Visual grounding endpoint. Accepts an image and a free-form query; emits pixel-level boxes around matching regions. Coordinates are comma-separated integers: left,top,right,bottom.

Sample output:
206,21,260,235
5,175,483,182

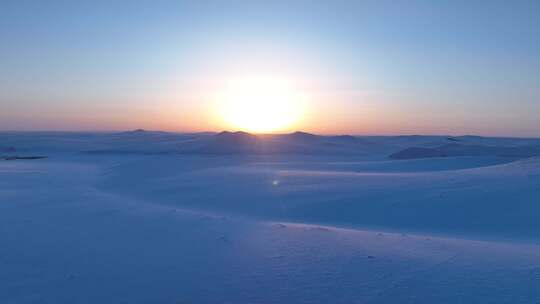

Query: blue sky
1,0,539,135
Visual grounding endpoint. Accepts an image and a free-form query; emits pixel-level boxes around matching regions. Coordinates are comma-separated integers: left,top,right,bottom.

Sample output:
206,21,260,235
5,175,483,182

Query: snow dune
100,155,540,240
1,131,540,303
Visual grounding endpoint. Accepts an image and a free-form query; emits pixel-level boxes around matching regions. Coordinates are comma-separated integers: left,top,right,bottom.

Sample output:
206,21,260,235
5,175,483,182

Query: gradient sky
1,0,539,136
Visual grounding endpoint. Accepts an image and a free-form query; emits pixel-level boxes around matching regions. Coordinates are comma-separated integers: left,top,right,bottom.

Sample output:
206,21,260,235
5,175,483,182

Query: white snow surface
2,131,540,303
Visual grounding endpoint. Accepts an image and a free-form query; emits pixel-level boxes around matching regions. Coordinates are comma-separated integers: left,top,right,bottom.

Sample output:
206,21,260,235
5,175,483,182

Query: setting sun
214,76,307,133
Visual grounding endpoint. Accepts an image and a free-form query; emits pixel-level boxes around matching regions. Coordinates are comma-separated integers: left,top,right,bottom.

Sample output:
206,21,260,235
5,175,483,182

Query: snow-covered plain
2,131,540,303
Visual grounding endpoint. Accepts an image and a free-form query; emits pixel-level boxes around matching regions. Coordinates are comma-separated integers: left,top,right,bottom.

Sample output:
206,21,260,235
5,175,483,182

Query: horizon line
0,129,539,139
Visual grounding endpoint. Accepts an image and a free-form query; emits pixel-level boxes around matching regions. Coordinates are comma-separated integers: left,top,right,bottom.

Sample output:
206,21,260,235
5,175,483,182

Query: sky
1,0,539,136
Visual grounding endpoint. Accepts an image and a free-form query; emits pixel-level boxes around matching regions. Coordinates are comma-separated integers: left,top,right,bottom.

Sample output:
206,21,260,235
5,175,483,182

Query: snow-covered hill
3,130,539,158
390,143,540,159
1,131,540,303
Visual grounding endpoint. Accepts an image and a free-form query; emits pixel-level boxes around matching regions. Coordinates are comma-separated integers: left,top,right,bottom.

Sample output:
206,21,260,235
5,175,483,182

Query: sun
214,76,306,133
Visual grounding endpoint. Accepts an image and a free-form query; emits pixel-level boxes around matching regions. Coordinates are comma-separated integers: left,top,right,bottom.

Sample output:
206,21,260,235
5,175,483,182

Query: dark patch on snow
310,226,332,232
2,155,47,160
217,236,231,243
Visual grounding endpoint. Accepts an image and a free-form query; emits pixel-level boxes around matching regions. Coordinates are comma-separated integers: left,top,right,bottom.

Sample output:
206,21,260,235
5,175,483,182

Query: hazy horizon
2,128,540,139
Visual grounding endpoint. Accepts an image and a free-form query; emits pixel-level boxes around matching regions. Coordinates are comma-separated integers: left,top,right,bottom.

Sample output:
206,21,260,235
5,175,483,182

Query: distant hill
1,130,539,158
390,143,540,159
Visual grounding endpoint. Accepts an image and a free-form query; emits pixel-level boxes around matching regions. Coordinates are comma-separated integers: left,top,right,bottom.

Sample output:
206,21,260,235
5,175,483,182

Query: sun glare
215,76,307,133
